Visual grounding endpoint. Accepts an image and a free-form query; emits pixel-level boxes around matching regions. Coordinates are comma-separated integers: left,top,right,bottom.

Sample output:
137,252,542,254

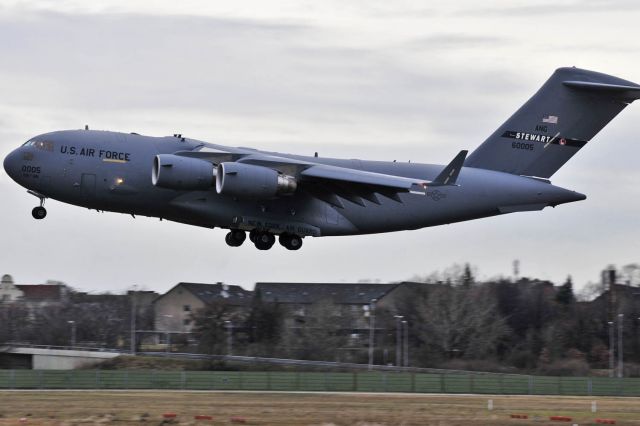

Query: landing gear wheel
225,229,246,247
32,206,47,220
279,234,303,250
254,232,275,250
249,229,259,243
231,229,246,245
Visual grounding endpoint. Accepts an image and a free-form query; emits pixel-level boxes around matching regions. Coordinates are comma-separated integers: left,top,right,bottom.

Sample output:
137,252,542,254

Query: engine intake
152,154,215,190
216,162,297,199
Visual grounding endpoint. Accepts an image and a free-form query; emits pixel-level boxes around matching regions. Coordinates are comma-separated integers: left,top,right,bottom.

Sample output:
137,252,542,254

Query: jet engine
152,154,215,190
216,162,297,199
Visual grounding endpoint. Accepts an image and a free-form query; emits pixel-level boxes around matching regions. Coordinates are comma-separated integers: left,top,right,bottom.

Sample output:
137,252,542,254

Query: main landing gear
224,229,303,251
279,233,302,251
28,190,47,220
225,229,246,247
252,231,276,251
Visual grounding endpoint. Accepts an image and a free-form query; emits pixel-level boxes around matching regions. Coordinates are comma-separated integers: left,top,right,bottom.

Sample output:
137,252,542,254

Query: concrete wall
7,348,120,370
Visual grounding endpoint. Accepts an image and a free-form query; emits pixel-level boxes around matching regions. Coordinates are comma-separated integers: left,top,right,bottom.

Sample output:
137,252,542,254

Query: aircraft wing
300,164,429,194
172,147,248,164
174,148,466,208
297,151,466,207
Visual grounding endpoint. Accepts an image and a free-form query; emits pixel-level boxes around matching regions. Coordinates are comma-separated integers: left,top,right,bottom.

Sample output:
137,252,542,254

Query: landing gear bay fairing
4,68,639,250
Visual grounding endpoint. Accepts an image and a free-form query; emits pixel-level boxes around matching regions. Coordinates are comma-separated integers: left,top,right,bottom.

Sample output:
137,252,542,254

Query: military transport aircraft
4,67,640,250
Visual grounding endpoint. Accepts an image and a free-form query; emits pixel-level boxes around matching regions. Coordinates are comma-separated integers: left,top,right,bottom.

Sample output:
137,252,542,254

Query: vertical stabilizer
465,67,640,178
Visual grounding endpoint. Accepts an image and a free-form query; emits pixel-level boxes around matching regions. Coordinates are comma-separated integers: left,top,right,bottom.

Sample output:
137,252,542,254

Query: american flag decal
542,115,558,124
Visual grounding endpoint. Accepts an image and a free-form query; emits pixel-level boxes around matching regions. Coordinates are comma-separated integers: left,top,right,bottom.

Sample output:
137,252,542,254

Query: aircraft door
80,173,96,199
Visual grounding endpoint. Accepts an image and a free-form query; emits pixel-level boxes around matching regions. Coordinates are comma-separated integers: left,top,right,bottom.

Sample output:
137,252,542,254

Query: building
373,281,439,312
154,282,252,334
590,282,640,320
0,274,70,306
0,274,22,303
254,282,399,330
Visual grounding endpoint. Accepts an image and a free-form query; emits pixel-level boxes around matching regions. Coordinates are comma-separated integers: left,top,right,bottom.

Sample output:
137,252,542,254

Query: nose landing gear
32,206,47,220
28,190,47,220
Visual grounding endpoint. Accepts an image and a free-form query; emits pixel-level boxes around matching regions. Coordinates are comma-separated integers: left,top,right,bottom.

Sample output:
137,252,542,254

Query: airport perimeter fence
0,370,639,396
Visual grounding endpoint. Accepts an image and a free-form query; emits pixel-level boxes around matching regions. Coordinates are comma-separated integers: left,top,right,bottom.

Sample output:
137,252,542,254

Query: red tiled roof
15,284,64,301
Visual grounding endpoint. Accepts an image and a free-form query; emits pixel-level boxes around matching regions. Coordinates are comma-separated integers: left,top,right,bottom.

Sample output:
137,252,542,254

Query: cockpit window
22,139,54,152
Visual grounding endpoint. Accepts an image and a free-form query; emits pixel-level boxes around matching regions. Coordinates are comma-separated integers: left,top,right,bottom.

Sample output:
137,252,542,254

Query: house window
183,305,191,312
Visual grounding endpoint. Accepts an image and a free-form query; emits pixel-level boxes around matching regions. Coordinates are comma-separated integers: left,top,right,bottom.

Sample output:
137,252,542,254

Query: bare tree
410,263,478,286
415,284,508,360
192,301,237,355
280,299,351,362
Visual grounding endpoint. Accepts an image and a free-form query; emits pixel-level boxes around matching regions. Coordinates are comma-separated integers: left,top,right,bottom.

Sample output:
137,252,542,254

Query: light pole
368,299,376,370
162,314,173,354
394,315,403,368
608,320,615,378
67,320,76,347
130,286,137,355
225,320,233,356
618,313,624,378
402,320,409,367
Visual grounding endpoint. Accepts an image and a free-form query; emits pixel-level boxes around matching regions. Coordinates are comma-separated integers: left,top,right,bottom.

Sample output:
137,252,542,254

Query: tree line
191,264,640,376
2,264,639,376
0,292,154,349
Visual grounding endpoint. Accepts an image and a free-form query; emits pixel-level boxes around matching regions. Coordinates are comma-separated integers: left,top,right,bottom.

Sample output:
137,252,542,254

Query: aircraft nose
3,149,21,182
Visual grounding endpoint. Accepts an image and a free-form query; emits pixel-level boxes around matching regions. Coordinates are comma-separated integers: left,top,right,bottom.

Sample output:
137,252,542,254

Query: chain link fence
0,370,639,396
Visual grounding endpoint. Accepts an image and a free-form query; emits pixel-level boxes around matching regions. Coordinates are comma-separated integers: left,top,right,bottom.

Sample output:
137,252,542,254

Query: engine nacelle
152,154,215,190
216,162,297,199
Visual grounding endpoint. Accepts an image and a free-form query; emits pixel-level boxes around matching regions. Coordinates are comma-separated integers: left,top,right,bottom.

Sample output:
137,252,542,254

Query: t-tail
465,67,640,178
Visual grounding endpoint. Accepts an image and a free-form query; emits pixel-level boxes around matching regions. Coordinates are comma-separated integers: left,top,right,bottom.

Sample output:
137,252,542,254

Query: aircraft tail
465,67,640,178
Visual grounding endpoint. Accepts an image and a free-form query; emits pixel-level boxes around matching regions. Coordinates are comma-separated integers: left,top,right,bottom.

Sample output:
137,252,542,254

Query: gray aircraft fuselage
3,129,584,238
6,67,637,250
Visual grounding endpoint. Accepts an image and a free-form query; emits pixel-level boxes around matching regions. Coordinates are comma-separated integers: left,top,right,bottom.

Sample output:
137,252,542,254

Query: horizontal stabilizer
432,150,468,186
563,81,640,99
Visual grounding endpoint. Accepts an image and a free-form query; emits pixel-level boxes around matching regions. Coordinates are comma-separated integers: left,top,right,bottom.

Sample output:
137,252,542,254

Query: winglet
432,150,468,186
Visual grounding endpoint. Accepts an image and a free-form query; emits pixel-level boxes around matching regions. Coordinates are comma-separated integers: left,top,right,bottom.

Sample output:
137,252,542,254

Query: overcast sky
1,0,639,294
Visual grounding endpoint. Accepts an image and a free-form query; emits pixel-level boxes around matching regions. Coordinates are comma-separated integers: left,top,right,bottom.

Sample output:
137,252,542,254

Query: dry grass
0,391,639,425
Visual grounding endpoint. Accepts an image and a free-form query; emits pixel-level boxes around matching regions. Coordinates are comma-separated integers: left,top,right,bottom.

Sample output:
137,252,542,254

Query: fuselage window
23,139,54,152
35,140,54,152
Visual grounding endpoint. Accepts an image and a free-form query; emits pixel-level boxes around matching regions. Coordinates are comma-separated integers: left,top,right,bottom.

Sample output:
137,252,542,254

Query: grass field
0,391,639,425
